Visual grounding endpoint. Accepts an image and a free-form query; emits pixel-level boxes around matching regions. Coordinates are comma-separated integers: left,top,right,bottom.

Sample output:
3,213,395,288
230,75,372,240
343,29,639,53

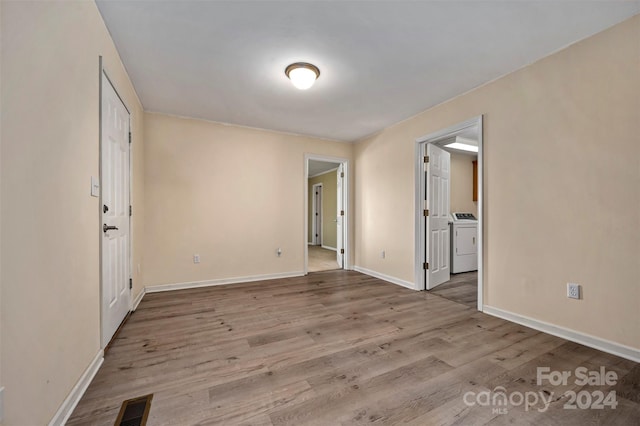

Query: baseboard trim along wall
0,386,4,423
48,350,104,426
321,245,337,251
132,287,146,311
483,305,640,363
145,271,306,294
353,266,417,290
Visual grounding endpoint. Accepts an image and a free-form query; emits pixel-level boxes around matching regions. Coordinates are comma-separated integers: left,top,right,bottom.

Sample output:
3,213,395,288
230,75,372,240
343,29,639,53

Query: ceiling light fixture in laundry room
285,62,320,90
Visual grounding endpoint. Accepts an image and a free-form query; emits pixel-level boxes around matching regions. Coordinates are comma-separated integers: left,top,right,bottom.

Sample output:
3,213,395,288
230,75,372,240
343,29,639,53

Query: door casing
304,154,350,274
311,183,323,246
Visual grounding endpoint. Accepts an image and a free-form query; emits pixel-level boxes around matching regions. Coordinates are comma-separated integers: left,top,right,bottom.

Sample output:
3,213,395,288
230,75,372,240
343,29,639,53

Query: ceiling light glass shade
285,63,320,90
444,142,479,153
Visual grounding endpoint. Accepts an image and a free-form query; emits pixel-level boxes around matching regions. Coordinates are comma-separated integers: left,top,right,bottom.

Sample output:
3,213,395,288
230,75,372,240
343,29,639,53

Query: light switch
91,176,100,197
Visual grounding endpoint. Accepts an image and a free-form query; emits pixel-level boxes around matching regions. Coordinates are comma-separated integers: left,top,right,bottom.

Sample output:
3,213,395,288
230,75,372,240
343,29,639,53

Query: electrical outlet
277,248,282,257
567,283,580,299
381,250,386,259
193,254,200,264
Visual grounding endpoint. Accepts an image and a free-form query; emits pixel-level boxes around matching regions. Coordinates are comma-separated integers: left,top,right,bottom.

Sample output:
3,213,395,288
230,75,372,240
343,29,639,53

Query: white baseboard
0,386,4,423
353,266,418,290
145,271,306,294
321,245,337,251
48,350,104,426
132,287,146,311
483,305,640,363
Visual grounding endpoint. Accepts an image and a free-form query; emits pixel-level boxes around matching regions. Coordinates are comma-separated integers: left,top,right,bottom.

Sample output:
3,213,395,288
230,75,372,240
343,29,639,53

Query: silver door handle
103,224,118,233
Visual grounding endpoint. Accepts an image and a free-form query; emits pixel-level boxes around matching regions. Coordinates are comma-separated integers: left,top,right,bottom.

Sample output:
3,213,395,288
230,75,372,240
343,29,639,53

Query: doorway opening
415,116,483,311
305,155,349,273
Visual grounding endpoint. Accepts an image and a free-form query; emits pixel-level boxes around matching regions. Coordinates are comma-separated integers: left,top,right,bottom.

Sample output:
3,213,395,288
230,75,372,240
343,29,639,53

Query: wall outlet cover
567,283,580,299
91,176,100,197
193,254,200,264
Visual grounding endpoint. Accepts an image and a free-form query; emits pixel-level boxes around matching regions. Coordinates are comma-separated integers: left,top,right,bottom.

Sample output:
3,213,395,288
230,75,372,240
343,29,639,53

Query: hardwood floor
68,270,640,425
431,271,477,308
307,245,340,272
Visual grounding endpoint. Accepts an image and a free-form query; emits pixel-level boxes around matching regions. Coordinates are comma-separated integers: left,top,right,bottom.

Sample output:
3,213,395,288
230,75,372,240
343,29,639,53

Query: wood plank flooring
431,271,477,308
68,270,640,425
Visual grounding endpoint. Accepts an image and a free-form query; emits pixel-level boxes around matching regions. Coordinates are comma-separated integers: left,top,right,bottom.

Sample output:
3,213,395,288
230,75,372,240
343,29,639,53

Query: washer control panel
451,212,477,221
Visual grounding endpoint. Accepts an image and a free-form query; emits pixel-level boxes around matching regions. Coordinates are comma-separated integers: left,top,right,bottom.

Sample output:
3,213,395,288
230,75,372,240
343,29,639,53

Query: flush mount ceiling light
285,62,320,90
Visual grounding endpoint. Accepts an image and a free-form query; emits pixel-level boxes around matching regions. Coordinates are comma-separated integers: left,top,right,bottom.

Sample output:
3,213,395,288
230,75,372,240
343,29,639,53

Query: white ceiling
96,1,640,142
308,160,340,177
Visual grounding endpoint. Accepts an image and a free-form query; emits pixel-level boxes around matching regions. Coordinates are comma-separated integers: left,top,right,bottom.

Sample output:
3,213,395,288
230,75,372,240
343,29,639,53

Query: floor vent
114,394,153,426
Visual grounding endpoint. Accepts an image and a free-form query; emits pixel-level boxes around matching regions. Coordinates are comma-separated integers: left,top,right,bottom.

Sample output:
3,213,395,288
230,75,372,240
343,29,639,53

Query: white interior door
426,144,450,289
336,164,344,267
313,184,322,245
101,72,131,348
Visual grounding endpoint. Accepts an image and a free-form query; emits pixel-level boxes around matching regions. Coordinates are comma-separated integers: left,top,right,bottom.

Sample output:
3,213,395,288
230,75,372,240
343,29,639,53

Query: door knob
103,224,118,233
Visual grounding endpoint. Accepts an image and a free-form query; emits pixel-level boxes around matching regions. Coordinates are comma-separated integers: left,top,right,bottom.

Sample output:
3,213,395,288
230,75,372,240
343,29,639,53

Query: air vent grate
114,394,153,426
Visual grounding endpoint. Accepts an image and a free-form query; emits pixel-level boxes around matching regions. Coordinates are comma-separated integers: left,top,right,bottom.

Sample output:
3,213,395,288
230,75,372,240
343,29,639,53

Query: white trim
415,116,483,311
321,245,337,251
48,350,104,426
354,266,418,291
483,306,640,363
0,386,4,423
132,287,146,311
145,271,305,294
304,154,350,275
308,167,339,178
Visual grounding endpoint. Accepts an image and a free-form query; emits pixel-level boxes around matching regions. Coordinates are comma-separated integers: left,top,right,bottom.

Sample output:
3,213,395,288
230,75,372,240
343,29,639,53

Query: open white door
426,144,450,289
101,72,131,348
336,164,344,268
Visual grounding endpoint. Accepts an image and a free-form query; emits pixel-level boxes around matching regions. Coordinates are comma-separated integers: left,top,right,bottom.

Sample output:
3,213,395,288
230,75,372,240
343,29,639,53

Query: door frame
99,58,133,348
304,154,350,274
414,116,484,311
311,183,323,246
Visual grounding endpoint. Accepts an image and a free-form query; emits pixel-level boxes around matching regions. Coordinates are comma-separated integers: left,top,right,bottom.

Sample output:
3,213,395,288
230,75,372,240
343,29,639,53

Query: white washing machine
450,212,478,273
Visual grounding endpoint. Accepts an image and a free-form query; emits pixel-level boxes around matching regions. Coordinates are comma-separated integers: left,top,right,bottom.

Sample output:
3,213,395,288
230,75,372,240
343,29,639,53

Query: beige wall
0,1,144,424
450,151,478,217
0,2,3,423
144,113,353,287
355,16,639,349
308,170,338,248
